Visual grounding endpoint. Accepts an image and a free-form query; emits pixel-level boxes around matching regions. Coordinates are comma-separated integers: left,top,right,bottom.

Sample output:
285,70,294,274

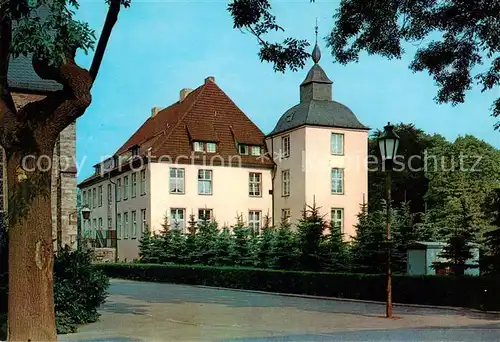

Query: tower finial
312,18,321,64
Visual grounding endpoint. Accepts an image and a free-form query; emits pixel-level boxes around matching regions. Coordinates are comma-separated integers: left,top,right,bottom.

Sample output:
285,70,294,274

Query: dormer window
239,144,249,155
251,146,261,156
193,141,217,153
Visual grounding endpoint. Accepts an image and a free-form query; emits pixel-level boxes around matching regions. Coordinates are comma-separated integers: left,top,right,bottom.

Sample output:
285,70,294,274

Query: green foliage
271,219,297,270
318,222,350,272
195,219,219,265
296,204,326,271
255,224,275,268
328,0,500,128
96,263,500,311
230,216,253,266
53,246,109,334
484,189,500,274
212,227,233,266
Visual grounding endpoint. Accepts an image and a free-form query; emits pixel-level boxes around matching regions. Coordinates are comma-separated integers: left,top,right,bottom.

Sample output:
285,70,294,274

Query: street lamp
377,122,400,319
79,205,91,249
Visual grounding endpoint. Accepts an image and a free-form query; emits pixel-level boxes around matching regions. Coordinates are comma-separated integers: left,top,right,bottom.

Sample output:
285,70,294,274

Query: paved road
61,279,500,341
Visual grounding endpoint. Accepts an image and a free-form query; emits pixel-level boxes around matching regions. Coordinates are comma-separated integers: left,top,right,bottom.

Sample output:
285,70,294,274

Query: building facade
78,43,369,260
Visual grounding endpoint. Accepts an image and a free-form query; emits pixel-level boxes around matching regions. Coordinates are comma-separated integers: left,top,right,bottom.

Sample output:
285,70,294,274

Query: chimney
179,88,193,102
205,76,215,84
151,107,163,117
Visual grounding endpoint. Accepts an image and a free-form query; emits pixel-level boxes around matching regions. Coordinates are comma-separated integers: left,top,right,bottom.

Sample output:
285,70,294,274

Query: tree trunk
7,148,56,341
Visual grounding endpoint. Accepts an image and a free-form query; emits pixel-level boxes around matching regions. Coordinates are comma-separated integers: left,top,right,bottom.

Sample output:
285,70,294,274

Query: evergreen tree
230,215,253,266
195,219,218,265
271,218,297,270
318,221,349,272
484,189,500,274
255,218,275,268
158,214,171,263
138,227,154,263
296,203,326,271
183,214,198,264
165,229,186,265
433,197,478,276
213,227,233,266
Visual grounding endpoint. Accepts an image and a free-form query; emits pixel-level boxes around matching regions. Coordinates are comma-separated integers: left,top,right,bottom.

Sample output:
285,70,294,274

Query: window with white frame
251,146,261,156
331,208,344,233
281,209,291,223
281,170,290,196
92,188,96,208
92,218,97,238
198,169,212,195
131,211,137,238
98,217,103,231
131,172,137,197
331,133,344,155
108,217,112,230
107,184,112,204
198,208,212,222
87,190,91,208
124,212,129,238
140,170,146,195
170,168,185,194
117,178,122,201
248,210,261,232
170,208,185,231
193,141,204,152
141,209,147,233
206,142,217,153
239,144,249,155
98,185,103,207
281,135,290,158
123,175,129,200
82,190,87,206
331,168,344,194
117,213,122,239
249,172,262,197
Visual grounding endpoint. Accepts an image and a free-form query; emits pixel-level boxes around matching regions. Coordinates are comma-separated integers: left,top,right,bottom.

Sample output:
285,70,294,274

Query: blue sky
75,0,499,181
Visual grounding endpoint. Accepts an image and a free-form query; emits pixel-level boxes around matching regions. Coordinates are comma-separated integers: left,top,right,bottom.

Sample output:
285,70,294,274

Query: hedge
96,263,500,311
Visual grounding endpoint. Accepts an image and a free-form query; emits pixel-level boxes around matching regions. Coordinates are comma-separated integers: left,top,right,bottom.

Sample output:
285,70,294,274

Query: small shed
407,241,480,276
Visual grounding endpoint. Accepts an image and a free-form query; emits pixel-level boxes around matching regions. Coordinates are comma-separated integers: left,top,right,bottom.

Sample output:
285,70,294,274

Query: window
107,184,112,204
98,186,103,207
206,142,217,153
239,144,249,155
98,217,103,230
170,168,185,194
131,172,137,197
251,146,261,156
193,141,204,152
124,212,129,238
249,172,262,197
92,188,96,208
281,135,290,158
123,176,129,200
131,211,137,238
331,208,344,233
140,170,146,195
92,219,97,237
282,170,290,196
331,133,344,155
248,210,261,232
281,209,291,223
117,213,122,239
198,209,212,222
108,217,112,230
82,190,87,206
117,178,121,201
198,169,212,195
331,168,344,194
141,209,147,233
170,208,185,231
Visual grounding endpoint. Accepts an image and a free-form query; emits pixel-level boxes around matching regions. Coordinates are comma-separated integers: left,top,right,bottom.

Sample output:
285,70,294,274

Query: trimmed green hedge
96,263,500,311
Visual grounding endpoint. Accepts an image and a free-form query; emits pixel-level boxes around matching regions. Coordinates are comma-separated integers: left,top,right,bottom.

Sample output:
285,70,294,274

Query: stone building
78,42,369,261
1,56,78,249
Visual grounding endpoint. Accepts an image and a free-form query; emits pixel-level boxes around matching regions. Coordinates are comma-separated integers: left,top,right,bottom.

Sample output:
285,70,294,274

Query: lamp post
377,122,400,319
79,205,91,250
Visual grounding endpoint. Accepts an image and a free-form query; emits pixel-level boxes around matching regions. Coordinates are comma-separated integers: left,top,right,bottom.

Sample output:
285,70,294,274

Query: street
61,279,500,341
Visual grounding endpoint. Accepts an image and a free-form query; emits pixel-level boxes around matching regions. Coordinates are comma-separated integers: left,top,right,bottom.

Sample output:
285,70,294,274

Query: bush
53,246,109,334
96,263,500,311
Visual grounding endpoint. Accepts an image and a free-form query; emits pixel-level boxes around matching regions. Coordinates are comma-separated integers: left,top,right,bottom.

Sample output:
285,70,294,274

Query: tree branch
0,16,17,147
89,0,121,81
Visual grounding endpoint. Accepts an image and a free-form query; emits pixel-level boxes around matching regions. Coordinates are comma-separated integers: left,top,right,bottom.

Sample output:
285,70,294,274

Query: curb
193,285,500,316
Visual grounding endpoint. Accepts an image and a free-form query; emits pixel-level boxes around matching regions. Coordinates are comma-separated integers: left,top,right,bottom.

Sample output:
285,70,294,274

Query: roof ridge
150,83,207,155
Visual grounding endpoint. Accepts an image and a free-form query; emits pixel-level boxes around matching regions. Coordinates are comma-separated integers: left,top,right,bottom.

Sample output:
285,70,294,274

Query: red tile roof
115,78,274,168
